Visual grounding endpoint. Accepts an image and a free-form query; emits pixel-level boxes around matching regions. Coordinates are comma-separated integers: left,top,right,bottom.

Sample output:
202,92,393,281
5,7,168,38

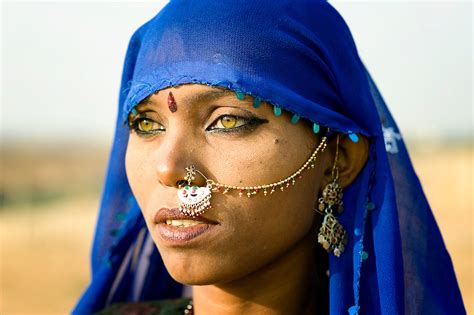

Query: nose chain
177,135,328,217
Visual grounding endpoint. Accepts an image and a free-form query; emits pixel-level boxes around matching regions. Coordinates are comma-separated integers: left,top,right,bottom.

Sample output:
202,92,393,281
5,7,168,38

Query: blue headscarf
73,1,465,314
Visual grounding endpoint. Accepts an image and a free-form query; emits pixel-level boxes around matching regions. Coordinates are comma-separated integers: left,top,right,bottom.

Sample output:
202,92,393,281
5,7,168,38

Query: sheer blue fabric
73,1,465,314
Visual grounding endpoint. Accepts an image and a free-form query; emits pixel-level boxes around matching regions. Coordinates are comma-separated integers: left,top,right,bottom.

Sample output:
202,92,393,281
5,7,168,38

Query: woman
73,1,465,314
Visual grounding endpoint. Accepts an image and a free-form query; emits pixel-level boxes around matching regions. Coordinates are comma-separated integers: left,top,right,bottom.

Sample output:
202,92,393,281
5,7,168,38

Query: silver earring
316,135,348,257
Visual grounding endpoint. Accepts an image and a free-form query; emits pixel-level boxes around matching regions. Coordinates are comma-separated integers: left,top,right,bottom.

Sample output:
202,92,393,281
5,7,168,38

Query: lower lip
156,222,216,246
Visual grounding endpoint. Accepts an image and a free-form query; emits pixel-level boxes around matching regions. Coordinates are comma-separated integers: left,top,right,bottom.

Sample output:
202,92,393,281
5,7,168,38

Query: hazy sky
2,1,472,144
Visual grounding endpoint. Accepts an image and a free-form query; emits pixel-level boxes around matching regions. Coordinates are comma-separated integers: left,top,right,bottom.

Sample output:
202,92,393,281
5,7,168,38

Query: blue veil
73,1,465,314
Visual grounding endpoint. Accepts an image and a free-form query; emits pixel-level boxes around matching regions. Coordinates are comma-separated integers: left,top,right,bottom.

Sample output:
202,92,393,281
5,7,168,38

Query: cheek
125,139,154,209
230,173,318,264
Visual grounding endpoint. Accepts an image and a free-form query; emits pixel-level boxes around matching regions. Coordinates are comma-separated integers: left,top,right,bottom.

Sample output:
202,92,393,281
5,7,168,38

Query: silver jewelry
178,165,213,218
177,136,328,217
316,134,348,257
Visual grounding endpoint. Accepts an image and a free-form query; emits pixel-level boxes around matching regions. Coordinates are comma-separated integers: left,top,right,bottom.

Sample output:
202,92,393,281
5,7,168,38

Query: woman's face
125,84,328,285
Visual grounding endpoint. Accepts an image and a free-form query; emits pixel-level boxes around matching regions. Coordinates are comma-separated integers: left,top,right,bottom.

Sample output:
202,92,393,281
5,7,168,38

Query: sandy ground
0,145,472,314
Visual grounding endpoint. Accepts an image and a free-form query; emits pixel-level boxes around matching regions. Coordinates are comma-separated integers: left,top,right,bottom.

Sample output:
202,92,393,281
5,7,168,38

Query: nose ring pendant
178,165,213,217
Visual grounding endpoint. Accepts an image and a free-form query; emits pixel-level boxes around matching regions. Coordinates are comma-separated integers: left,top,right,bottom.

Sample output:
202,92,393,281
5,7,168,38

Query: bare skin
125,84,369,314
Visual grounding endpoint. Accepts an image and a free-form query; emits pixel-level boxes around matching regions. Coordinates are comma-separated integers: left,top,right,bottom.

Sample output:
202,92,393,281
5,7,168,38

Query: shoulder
95,298,191,315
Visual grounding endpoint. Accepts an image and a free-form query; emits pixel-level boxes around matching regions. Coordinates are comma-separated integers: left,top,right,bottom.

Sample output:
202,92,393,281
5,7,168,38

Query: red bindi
168,91,177,113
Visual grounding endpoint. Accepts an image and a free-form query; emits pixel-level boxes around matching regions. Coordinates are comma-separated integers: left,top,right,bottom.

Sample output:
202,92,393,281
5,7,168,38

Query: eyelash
128,114,265,137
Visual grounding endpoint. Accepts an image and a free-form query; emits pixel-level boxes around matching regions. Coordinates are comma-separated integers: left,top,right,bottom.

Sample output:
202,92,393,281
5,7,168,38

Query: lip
154,207,219,246
154,207,219,225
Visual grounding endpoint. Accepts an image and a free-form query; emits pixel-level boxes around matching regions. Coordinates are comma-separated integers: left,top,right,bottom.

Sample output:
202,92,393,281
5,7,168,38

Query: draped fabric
73,1,465,314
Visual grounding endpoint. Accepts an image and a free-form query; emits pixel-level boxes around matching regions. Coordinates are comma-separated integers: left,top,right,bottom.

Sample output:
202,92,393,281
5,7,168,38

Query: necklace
183,299,193,314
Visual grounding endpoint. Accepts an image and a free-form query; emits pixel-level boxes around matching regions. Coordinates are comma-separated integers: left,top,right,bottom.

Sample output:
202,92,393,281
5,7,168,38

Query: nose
155,134,207,189
157,164,208,189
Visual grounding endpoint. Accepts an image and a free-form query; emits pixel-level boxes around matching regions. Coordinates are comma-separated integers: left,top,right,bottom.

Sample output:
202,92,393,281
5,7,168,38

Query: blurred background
1,1,472,314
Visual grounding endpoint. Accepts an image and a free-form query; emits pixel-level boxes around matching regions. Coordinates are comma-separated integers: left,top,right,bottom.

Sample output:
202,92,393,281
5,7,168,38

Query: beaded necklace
183,299,193,314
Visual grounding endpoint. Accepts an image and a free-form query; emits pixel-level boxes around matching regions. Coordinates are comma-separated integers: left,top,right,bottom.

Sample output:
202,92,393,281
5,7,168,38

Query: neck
191,232,327,314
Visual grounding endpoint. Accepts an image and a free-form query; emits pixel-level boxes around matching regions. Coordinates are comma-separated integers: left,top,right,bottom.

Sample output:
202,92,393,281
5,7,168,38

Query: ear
320,133,369,189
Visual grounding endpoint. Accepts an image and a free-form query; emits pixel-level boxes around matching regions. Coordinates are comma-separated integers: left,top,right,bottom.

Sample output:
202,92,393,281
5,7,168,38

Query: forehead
135,84,238,111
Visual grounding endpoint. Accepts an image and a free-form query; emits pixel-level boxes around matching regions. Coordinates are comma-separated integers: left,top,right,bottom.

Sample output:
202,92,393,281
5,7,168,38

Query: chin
160,250,243,286
169,273,217,286
164,261,223,286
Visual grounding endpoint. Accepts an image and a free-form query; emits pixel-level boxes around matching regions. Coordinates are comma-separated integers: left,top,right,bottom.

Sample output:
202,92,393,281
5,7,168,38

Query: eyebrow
135,88,237,109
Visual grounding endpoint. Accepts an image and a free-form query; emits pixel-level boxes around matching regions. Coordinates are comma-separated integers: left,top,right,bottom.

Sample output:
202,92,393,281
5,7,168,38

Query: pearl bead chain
184,299,193,314
204,136,327,198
